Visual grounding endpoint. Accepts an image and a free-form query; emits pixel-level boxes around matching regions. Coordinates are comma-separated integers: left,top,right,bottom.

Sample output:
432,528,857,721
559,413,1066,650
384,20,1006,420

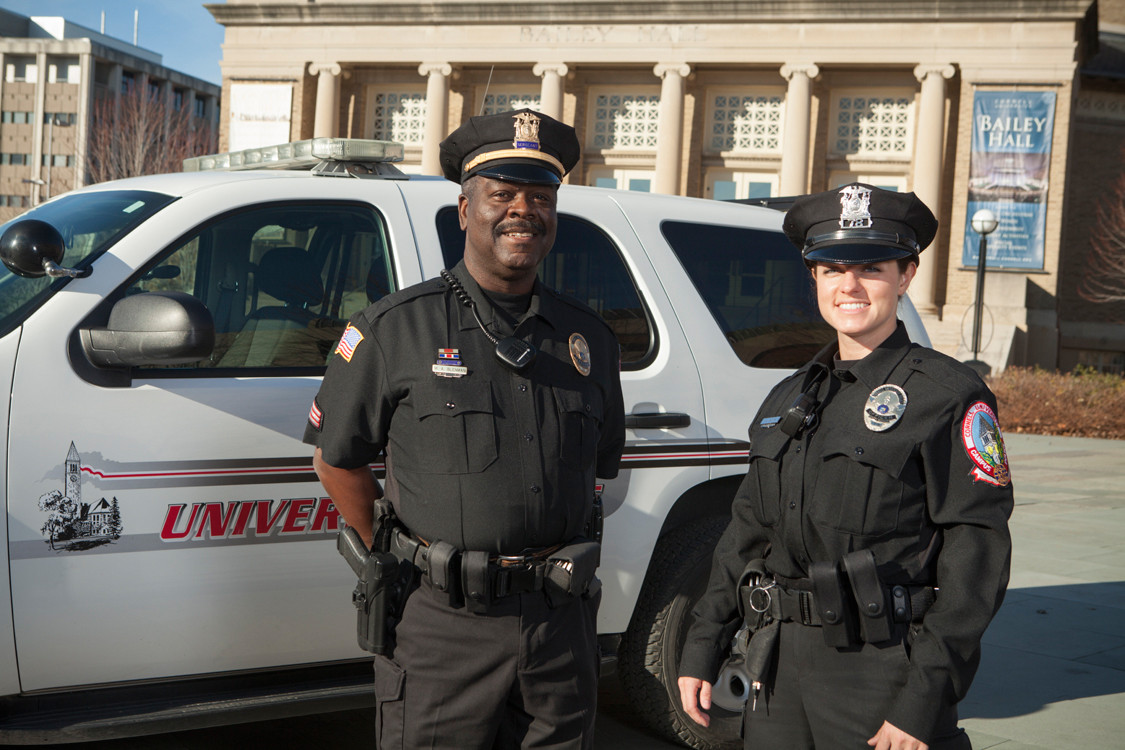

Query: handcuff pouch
842,549,892,644
811,560,857,648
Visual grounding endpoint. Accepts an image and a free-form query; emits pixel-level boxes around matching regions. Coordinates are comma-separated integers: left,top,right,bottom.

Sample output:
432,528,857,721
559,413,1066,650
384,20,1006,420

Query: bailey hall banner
963,91,1056,270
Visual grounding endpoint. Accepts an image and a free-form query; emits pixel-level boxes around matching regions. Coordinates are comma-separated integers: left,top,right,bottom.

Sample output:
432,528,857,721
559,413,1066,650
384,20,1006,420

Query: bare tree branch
86,87,217,184
1078,157,1125,308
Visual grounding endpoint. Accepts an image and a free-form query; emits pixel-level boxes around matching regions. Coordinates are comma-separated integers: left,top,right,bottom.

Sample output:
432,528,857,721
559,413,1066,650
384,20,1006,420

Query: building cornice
206,1,1095,27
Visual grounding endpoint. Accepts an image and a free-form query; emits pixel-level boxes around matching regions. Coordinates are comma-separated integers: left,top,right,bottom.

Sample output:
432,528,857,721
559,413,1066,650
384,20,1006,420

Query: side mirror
80,291,215,368
0,219,87,278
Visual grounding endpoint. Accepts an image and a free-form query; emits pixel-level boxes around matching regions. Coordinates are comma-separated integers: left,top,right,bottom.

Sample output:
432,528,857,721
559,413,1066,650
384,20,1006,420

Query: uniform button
854,447,864,456
789,502,796,509
912,358,922,365
867,602,880,614
795,446,801,454
530,485,541,494
518,384,528,392
585,404,591,413
524,432,534,442
446,401,456,409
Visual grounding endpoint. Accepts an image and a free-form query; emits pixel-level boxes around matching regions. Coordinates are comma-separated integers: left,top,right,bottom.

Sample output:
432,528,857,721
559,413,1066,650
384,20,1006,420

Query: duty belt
749,582,937,627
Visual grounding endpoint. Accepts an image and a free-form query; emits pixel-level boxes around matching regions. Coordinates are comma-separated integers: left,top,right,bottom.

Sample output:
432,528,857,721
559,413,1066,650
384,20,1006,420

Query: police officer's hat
783,183,938,264
439,108,579,186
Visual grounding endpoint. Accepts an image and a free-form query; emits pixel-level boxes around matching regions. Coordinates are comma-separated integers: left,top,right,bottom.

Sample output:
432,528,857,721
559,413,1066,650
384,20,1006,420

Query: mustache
494,220,543,236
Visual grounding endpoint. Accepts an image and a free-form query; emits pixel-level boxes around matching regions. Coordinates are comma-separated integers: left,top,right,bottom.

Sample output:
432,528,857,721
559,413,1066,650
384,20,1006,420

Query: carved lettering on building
518,25,705,45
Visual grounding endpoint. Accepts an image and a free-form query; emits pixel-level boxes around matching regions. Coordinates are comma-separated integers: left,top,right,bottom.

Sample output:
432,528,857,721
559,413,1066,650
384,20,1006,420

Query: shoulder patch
334,323,364,362
961,401,1010,487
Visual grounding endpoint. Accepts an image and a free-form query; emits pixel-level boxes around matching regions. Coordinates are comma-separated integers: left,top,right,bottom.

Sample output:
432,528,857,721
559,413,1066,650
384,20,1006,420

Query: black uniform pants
373,577,600,750
744,621,970,750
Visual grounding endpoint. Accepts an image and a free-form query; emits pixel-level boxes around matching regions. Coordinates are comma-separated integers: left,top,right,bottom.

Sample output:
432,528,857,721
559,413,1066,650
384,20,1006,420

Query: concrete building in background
0,10,220,221
202,1,1122,374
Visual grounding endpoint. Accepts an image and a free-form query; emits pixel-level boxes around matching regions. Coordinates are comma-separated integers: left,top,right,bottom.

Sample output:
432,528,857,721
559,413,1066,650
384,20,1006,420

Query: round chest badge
864,384,908,432
961,401,1011,487
569,333,591,376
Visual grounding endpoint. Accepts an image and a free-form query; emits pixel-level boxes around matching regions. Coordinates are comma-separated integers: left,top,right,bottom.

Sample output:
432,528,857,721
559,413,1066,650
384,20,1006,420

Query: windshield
0,190,176,339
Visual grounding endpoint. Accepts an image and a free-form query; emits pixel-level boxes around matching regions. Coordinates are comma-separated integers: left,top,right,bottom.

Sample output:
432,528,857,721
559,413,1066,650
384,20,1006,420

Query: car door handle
625,412,691,429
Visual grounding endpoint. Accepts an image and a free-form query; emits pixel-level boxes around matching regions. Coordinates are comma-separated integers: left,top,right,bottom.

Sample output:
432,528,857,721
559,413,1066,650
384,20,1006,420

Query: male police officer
305,109,625,749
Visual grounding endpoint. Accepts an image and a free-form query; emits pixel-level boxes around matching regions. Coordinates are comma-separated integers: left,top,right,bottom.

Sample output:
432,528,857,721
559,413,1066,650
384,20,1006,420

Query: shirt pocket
810,432,915,538
553,384,604,471
411,379,498,474
745,424,789,527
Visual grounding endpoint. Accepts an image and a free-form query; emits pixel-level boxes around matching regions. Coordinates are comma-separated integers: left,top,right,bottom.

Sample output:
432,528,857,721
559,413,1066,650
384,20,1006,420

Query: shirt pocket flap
748,424,789,462
553,384,604,422
414,379,494,419
819,431,913,479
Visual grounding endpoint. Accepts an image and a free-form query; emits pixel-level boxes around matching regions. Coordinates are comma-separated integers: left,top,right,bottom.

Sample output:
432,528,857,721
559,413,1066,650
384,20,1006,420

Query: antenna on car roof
479,66,494,116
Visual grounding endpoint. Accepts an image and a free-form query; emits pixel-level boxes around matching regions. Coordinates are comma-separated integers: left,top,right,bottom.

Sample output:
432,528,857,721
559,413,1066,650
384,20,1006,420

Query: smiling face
813,259,916,359
458,175,558,294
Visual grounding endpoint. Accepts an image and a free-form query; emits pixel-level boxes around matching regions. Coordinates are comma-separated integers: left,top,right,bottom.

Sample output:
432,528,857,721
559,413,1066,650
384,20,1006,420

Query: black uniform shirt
304,260,626,554
680,323,1014,743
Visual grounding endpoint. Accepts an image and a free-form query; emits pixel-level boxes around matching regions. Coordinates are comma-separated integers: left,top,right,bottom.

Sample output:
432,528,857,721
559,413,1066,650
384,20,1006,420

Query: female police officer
677,184,1013,750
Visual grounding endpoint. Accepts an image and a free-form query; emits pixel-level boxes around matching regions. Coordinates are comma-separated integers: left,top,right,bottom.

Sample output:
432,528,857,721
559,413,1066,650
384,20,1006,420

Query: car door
6,176,422,690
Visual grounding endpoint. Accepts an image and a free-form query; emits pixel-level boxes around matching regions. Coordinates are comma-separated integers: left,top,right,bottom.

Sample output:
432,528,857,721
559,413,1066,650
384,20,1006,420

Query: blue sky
0,1,225,84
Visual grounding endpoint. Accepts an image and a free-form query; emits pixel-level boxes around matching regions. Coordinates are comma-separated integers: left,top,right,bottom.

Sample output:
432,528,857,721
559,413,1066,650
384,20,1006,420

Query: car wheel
619,515,742,750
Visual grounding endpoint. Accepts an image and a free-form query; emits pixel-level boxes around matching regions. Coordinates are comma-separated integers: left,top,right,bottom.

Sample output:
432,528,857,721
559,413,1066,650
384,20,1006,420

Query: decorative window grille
371,91,428,145
481,91,541,116
590,93,660,150
709,91,784,153
832,92,914,157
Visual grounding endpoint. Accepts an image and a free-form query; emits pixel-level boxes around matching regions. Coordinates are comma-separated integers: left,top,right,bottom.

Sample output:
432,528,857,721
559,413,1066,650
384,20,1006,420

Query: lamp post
21,177,45,207
969,208,999,364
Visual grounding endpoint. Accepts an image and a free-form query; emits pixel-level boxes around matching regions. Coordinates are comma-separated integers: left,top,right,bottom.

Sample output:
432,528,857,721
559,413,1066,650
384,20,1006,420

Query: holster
544,539,601,606
810,560,857,648
337,524,402,655
842,549,892,644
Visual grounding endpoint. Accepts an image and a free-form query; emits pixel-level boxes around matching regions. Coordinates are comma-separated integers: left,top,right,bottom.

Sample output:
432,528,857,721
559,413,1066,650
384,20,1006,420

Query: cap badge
863,384,907,432
513,111,542,151
569,333,591,376
839,184,873,230
432,348,468,378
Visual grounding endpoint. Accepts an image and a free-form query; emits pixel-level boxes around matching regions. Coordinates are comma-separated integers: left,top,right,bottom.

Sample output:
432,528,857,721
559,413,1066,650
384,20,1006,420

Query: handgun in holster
336,498,402,655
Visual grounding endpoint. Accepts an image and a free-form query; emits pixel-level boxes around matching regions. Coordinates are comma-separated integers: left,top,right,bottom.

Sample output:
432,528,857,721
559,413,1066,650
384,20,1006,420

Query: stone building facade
0,11,221,222
207,0,1125,373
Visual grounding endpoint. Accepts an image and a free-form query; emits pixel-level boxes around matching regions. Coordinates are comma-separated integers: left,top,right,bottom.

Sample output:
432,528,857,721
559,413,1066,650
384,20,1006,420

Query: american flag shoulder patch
308,399,323,430
335,324,364,362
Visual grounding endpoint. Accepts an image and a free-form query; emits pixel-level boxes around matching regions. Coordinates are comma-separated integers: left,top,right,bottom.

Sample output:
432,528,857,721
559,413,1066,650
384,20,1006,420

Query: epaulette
359,277,448,325
546,286,617,337
903,345,988,394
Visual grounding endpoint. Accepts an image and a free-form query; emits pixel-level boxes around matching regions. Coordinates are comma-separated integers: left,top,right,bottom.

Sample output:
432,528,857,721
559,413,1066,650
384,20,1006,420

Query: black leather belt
748,581,936,626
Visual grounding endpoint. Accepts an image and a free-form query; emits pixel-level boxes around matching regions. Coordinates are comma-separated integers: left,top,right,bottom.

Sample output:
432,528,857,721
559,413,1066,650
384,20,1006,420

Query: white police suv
0,139,928,748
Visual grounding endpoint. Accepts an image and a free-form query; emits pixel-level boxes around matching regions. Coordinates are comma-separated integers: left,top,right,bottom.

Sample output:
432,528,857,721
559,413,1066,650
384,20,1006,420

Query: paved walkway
959,433,1125,749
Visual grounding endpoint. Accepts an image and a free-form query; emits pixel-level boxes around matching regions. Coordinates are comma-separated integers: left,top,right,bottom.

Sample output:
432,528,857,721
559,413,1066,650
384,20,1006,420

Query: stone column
910,64,956,314
533,63,568,121
653,63,690,195
778,63,819,197
419,62,452,176
308,62,342,138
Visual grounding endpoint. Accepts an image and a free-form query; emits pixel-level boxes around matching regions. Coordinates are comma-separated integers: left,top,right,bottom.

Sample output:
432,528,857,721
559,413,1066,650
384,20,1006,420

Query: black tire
619,516,742,749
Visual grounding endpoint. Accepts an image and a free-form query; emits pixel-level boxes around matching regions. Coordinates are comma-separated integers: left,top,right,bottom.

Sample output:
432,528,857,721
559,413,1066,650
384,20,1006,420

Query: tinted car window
661,220,832,368
0,190,175,339
437,207,653,366
128,202,395,371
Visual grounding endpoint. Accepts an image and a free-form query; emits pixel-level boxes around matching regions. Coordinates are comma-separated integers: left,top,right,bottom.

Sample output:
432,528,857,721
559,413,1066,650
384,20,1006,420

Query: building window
44,112,77,126
706,90,785,154
586,167,655,192
480,89,541,116
195,98,206,118
830,90,915,158
0,153,30,165
173,90,184,111
588,90,660,151
704,170,779,200
5,58,37,83
369,90,428,146
2,111,33,124
148,80,161,101
42,154,75,167
121,71,136,94
0,195,30,208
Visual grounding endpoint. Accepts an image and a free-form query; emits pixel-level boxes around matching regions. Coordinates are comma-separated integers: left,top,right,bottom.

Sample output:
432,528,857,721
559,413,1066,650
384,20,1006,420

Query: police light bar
183,138,405,172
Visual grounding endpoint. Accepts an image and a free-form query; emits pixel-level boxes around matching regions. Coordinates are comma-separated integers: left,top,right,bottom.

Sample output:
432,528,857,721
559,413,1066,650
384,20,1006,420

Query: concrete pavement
958,433,1125,749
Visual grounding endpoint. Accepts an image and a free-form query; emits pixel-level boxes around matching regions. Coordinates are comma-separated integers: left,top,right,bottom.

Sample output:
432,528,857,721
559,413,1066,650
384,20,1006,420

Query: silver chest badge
864,384,907,432
839,184,873,229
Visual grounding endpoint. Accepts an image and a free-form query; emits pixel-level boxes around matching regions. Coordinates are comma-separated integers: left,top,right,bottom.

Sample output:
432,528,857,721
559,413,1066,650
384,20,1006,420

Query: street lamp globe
971,208,999,236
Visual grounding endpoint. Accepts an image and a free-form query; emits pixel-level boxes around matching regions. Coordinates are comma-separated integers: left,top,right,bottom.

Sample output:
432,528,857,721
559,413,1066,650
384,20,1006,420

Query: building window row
0,195,30,207
42,154,75,167
3,57,80,84
0,153,30,165
1,111,33,124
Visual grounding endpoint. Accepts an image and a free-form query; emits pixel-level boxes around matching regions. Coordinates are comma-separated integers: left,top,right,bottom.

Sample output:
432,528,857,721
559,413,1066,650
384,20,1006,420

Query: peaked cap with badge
439,108,580,186
783,183,938,264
